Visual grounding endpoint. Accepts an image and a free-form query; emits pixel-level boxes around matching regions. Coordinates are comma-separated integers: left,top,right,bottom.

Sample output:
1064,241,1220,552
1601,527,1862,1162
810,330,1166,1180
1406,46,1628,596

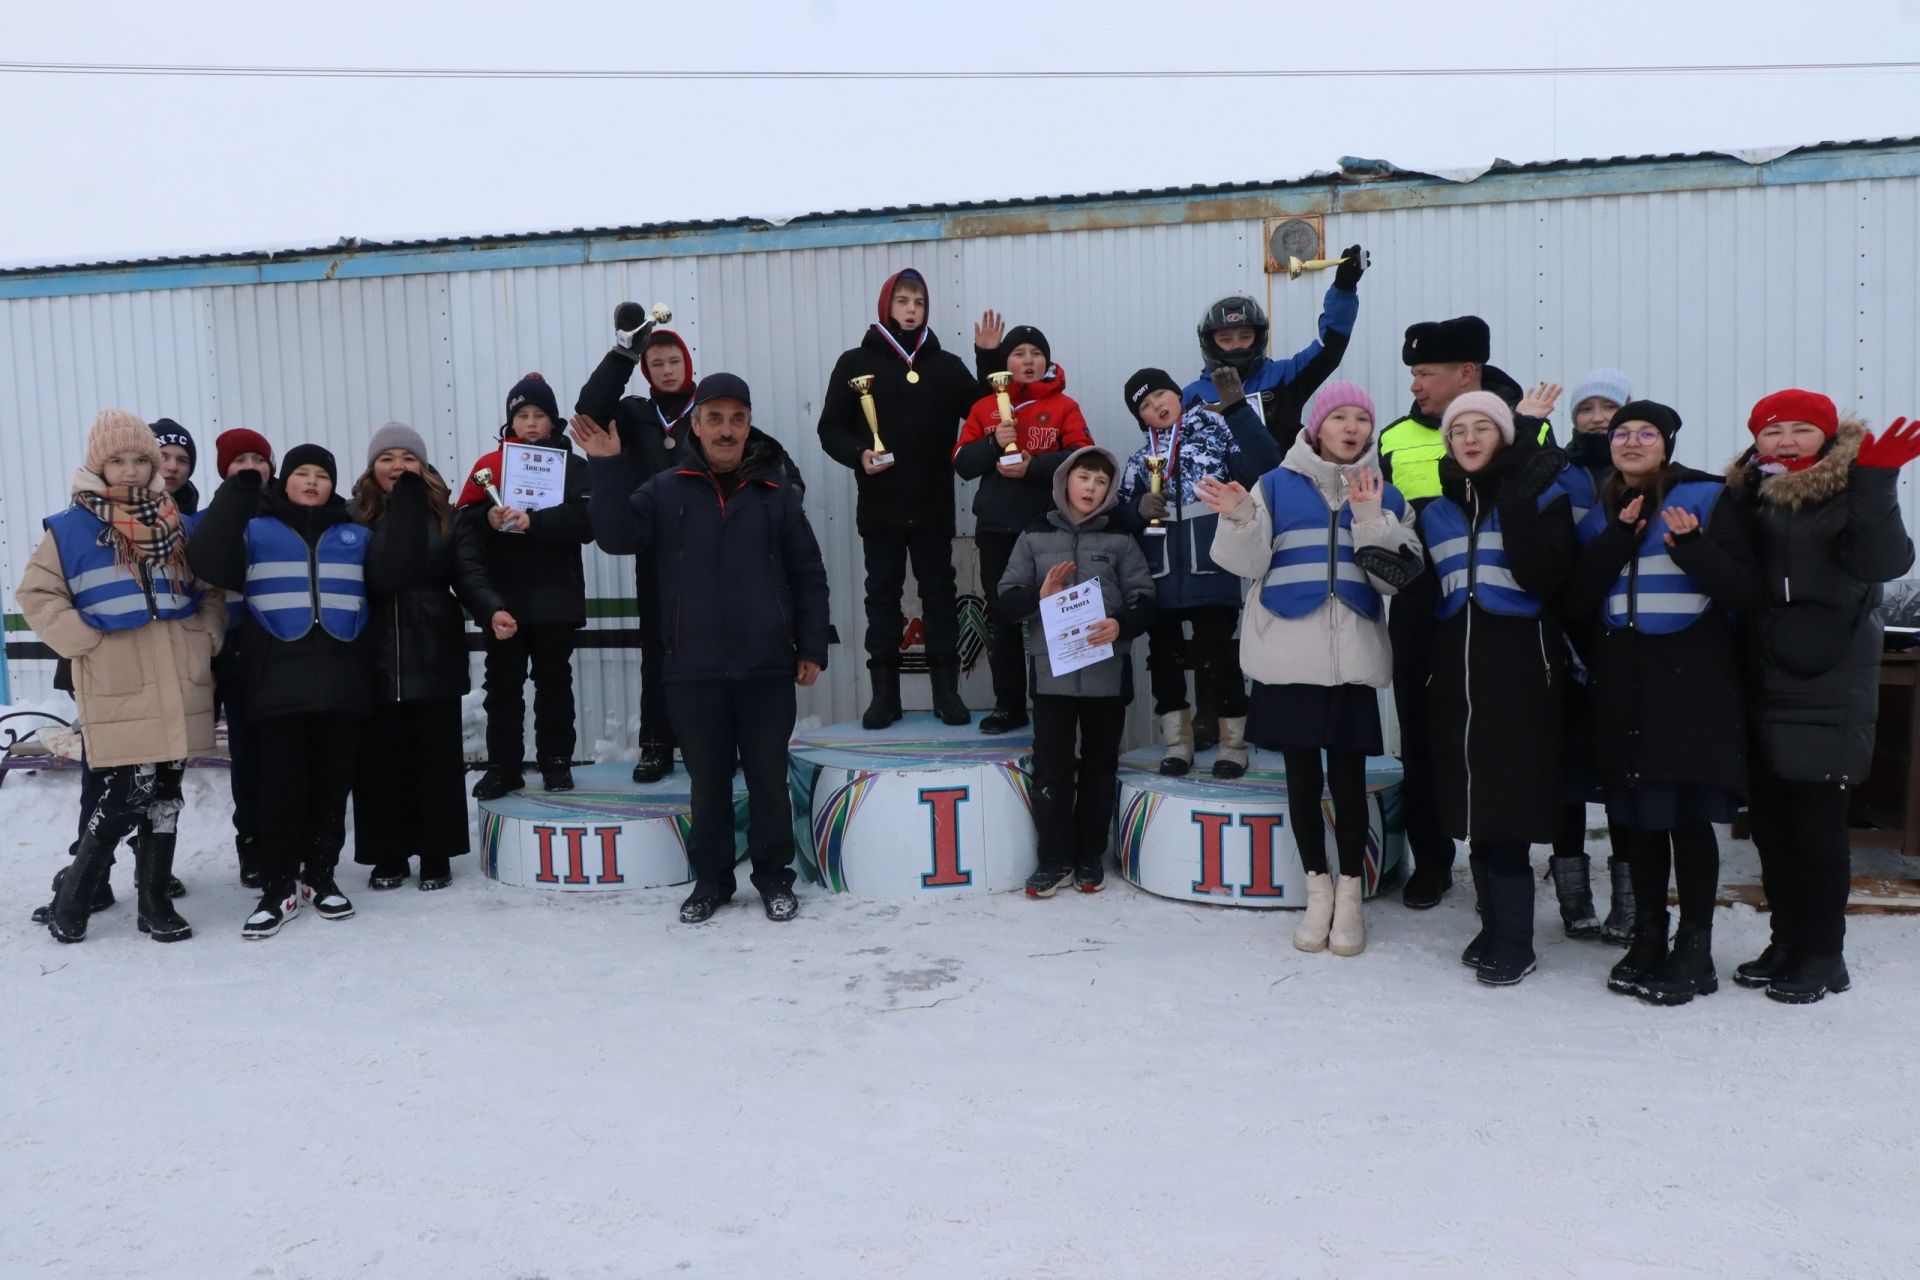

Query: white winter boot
1159,709,1194,776
1213,716,1249,779
1330,874,1367,956
1293,872,1334,952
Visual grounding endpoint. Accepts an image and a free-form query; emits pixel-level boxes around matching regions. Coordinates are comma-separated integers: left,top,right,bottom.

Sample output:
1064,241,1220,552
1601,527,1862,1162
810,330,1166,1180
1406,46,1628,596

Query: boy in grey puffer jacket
997,446,1156,896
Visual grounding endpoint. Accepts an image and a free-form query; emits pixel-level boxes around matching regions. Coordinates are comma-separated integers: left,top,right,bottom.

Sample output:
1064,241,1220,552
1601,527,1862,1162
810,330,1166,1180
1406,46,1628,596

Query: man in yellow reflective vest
1378,315,1560,909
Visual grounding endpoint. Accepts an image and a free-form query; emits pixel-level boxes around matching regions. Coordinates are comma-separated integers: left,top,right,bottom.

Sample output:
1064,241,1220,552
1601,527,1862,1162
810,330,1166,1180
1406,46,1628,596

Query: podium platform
477,761,746,891
788,714,1035,897
1116,748,1406,909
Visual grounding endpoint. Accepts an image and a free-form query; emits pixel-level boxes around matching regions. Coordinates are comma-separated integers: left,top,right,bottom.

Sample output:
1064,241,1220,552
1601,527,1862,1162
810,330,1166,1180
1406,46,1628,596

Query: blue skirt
1247,682,1383,755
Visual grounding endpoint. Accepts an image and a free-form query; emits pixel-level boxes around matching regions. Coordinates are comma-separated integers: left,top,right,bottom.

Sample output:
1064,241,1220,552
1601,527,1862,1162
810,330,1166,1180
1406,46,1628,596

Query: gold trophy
472,466,523,535
988,372,1022,471
1286,253,1349,281
1143,456,1168,536
848,374,893,468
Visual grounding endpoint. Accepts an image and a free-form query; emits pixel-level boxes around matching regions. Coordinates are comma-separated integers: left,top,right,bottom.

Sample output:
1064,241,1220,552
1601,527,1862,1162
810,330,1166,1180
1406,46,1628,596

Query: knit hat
1122,368,1182,421
1402,315,1490,366
1306,381,1377,443
505,372,561,432
84,409,163,483
690,372,752,411
367,421,430,470
1609,399,1683,452
1441,390,1515,446
1570,367,1633,413
215,427,275,478
1001,324,1051,364
1748,388,1838,438
281,443,339,487
149,419,196,476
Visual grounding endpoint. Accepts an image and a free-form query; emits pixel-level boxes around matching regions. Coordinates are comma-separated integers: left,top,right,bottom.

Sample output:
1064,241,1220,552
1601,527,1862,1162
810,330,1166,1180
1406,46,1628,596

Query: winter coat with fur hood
1726,419,1914,783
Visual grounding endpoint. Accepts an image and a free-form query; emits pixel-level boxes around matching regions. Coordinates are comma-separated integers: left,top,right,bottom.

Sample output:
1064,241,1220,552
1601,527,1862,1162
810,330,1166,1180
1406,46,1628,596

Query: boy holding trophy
818,269,981,730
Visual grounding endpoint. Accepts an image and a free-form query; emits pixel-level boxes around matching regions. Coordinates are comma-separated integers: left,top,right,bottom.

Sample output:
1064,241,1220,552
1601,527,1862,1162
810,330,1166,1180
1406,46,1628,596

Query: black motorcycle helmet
1197,296,1269,374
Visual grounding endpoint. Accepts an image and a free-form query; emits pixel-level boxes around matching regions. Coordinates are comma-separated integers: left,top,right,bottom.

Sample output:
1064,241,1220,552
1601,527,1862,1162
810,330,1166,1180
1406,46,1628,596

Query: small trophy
1143,456,1168,536
848,374,893,468
988,372,1022,471
1286,254,1348,281
615,302,676,351
472,467,523,534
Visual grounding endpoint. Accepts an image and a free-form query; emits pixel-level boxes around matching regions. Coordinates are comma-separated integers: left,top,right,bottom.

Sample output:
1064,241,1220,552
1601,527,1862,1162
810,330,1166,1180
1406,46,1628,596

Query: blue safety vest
243,516,369,642
44,505,201,632
1576,479,1722,635
1422,482,1566,620
1257,467,1408,621
1559,462,1599,527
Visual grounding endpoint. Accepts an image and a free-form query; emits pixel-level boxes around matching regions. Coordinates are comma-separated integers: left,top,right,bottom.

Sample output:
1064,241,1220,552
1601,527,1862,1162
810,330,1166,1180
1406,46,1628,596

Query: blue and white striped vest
243,516,369,643
1423,482,1566,620
1559,462,1599,526
1576,479,1722,635
44,505,201,632
1258,467,1408,621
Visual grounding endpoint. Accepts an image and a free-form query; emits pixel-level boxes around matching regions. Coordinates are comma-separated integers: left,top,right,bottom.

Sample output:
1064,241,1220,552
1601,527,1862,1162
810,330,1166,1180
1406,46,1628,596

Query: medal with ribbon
873,324,929,384
656,398,694,448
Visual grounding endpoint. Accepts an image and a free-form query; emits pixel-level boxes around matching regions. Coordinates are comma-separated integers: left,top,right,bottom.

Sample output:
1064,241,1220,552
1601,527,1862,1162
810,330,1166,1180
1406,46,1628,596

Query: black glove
223,468,263,492
1211,366,1246,411
1333,244,1368,292
613,301,651,360
1354,544,1423,590
1507,445,1568,504
1138,491,1170,521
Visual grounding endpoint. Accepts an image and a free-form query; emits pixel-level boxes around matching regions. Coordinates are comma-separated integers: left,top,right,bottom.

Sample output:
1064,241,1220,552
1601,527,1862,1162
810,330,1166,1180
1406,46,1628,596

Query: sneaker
679,889,728,924
471,767,525,801
760,886,799,922
417,854,453,892
302,873,355,921
539,760,575,792
1025,866,1074,898
242,886,301,939
1075,863,1106,893
632,745,674,784
979,708,1029,736
368,859,409,891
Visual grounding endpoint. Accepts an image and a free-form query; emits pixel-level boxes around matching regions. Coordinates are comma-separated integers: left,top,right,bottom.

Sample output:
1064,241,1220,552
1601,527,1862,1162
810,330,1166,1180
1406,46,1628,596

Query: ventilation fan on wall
1263,215,1346,278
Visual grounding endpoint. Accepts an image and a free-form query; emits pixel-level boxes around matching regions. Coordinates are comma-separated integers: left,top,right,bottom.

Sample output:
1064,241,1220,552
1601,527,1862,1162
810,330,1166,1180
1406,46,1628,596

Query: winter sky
3,0,1918,268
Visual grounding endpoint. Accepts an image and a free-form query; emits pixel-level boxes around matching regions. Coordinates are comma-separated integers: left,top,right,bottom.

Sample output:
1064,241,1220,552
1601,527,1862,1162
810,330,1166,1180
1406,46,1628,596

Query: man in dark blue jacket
577,373,831,924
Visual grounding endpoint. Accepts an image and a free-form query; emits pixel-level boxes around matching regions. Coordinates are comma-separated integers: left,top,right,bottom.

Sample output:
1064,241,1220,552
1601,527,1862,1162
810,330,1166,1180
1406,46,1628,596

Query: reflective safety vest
1378,414,1555,502
1576,479,1722,635
1257,466,1408,621
243,516,369,643
44,505,201,632
1559,462,1599,526
1422,482,1566,620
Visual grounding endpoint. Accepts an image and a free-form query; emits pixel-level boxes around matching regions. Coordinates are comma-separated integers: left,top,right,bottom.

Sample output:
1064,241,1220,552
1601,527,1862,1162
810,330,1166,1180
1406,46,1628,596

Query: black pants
1030,694,1127,871
1620,820,1719,929
483,623,578,765
1282,747,1369,877
976,532,1028,713
666,676,797,897
353,699,470,865
219,669,260,841
1473,840,1532,877
73,743,106,848
863,530,958,666
1389,605,1452,874
636,559,675,754
84,761,186,847
1747,774,1852,956
1146,606,1248,718
255,712,360,894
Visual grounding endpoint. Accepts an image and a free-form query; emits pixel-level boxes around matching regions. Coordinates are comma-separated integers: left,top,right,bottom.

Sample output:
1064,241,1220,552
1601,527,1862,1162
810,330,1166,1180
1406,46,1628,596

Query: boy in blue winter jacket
1115,367,1280,780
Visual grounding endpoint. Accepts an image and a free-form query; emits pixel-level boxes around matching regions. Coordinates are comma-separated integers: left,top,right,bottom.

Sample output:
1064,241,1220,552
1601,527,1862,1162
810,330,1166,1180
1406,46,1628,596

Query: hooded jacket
1210,433,1422,690
456,432,593,628
817,270,980,536
1725,419,1915,783
952,364,1097,536
994,447,1156,699
1180,278,1360,448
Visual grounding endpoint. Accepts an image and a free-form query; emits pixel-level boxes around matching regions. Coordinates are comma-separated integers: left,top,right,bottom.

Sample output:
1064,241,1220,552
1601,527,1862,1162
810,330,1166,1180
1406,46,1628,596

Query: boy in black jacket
460,373,594,799
817,268,978,730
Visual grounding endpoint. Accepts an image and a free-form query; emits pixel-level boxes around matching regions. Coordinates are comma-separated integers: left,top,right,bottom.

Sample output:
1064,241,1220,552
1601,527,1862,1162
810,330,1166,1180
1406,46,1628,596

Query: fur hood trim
1726,417,1865,510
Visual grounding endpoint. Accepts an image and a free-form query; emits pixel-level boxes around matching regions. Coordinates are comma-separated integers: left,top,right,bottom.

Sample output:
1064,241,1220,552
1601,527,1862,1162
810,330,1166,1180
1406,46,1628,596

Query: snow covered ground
3,762,1918,1280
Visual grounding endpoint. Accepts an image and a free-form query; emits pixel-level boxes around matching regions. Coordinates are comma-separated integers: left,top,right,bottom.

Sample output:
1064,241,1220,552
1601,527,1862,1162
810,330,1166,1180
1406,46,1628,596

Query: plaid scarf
75,484,191,582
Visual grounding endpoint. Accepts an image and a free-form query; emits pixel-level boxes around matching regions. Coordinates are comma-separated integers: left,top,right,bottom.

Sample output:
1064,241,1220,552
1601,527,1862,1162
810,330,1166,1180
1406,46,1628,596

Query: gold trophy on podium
848,375,894,468
1143,456,1168,536
988,372,1022,471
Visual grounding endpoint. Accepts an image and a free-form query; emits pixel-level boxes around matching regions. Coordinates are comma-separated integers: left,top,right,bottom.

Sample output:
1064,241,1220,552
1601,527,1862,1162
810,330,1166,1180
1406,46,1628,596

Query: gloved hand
1139,491,1170,521
613,301,652,358
1212,366,1246,411
1333,244,1369,291
1354,544,1423,590
1856,417,1920,470
1507,445,1569,503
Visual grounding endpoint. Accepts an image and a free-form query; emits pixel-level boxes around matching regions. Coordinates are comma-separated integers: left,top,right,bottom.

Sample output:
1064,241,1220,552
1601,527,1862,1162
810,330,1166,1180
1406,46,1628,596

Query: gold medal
905,370,919,384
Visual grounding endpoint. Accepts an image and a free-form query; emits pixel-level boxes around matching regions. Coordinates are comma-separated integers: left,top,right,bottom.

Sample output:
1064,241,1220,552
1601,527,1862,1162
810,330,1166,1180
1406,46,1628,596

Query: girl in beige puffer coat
1201,383,1422,957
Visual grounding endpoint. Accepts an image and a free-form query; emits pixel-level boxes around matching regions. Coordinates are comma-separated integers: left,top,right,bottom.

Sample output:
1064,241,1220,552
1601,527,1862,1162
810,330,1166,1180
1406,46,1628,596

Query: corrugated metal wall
6,173,1919,753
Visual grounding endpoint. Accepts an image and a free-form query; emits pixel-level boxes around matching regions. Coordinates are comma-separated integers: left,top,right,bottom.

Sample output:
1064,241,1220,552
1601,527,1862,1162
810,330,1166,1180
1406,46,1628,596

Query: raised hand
1333,243,1369,291
613,301,651,354
1211,366,1246,410
973,309,1005,350
1040,560,1077,599
1856,416,1920,470
1660,505,1700,547
1619,494,1645,531
1517,381,1564,419
570,412,622,458
1349,466,1383,507
1194,475,1249,516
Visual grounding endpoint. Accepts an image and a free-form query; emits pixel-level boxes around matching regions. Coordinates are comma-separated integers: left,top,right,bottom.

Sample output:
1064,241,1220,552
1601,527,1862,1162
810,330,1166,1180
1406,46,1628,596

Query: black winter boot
631,743,673,784
1402,850,1456,910
1600,856,1636,945
1476,868,1537,986
31,860,115,924
1635,921,1717,1005
1765,953,1851,1004
978,707,1028,735
862,665,904,730
1459,853,1493,969
46,832,120,943
472,766,524,801
539,759,574,792
1548,854,1600,939
1734,942,1794,989
929,662,971,727
1608,910,1669,995
135,833,193,942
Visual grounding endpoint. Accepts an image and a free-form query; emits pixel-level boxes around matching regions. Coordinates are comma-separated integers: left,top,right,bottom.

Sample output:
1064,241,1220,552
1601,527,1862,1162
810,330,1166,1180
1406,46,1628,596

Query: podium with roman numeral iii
1115,749,1407,907
789,715,1035,896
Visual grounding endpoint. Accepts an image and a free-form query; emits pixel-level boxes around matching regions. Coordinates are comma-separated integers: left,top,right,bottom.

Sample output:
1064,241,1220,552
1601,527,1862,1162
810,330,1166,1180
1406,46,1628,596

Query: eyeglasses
1609,427,1664,446
1445,423,1499,443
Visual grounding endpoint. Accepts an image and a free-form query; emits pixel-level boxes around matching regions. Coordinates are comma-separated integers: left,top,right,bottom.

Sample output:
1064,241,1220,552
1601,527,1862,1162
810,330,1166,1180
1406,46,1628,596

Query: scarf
75,483,191,581
1754,453,1823,475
